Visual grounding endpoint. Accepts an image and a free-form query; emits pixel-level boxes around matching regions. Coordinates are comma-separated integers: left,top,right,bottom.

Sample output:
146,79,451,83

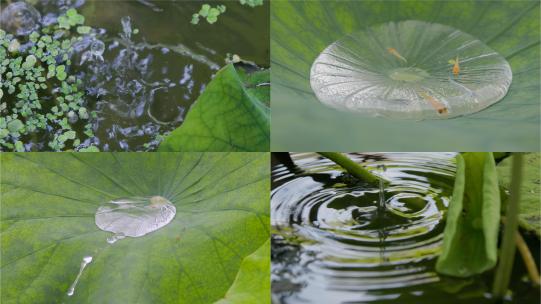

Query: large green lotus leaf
271,0,540,151
497,153,540,236
214,239,270,304
436,153,501,277
0,152,270,303
159,64,270,152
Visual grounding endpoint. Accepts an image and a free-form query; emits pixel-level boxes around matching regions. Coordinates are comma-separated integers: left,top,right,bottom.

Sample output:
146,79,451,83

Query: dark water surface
2,0,269,151
271,153,539,304
81,0,269,151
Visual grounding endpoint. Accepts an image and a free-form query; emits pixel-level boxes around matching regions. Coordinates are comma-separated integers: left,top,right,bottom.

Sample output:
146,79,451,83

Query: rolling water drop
310,20,512,119
67,256,93,297
95,195,176,244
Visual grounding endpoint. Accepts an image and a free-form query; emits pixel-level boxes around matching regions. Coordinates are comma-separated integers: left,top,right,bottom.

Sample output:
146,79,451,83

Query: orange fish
452,56,460,76
419,91,448,115
387,47,407,63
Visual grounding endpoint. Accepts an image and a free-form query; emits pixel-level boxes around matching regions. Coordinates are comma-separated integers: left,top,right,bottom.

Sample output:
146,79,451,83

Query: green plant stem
492,153,524,298
515,231,541,286
317,152,384,185
501,216,540,286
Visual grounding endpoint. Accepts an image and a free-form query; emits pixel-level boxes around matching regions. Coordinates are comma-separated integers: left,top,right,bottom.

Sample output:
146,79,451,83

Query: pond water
1,0,269,151
271,153,539,304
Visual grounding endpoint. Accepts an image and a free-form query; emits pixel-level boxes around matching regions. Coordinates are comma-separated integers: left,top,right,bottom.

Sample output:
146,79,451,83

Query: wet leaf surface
0,152,269,303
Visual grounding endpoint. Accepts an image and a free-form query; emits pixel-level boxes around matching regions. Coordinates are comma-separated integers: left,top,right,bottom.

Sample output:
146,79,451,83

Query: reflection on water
272,153,536,304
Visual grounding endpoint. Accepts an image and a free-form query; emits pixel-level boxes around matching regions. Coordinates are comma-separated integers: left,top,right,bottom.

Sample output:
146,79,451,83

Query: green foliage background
497,153,541,236
271,0,540,151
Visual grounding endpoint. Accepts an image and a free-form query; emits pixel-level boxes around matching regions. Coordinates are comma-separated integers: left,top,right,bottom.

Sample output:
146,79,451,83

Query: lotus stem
492,153,524,298
515,231,541,286
317,152,386,185
500,216,540,286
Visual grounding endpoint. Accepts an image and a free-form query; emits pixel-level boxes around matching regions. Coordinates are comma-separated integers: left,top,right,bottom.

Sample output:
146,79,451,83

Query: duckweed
0,9,97,151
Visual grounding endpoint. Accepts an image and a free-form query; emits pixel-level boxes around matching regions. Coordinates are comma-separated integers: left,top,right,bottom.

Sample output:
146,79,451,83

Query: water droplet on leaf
95,196,176,243
67,256,93,296
310,20,512,119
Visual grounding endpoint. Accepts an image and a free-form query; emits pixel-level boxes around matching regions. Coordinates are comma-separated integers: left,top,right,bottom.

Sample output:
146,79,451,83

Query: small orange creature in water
450,56,460,76
419,91,448,115
387,47,407,63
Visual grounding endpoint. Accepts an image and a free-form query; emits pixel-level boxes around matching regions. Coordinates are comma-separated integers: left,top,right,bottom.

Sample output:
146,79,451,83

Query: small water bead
0,2,41,36
95,196,176,243
107,233,126,244
67,256,93,296
310,20,512,120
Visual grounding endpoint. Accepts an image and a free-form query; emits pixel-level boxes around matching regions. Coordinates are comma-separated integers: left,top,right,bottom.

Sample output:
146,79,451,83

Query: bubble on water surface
310,20,512,119
0,2,41,36
95,196,176,243
67,256,93,296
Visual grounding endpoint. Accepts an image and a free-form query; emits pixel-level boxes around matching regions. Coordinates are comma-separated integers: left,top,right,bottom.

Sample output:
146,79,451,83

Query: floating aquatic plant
310,20,512,120
191,4,227,25
0,6,98,151
191,0,263,25
239,0,264,8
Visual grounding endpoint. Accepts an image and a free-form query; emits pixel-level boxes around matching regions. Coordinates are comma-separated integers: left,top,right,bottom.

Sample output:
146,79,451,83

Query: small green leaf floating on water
191,4,226,25
57,8,85,30
436,152,501,277
240,0,264,7
158,64,270,152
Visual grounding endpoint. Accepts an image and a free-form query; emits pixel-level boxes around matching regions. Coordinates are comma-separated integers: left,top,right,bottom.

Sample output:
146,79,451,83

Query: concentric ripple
271,153,457,303
310,20,512,119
